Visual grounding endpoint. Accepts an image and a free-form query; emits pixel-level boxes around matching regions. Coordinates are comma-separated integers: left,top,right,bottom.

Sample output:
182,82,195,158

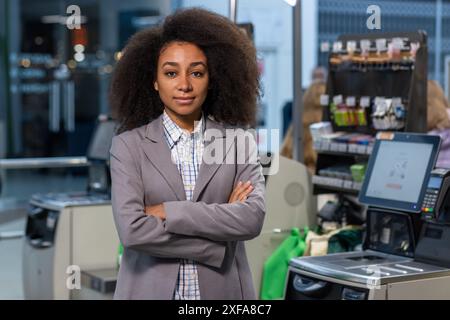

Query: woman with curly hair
109,8,266,300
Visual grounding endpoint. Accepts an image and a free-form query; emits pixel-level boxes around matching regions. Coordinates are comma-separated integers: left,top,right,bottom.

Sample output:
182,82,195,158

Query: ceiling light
284,0,297,7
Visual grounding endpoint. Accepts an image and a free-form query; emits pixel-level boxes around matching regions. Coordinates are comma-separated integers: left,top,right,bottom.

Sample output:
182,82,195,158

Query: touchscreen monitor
358,132,441,212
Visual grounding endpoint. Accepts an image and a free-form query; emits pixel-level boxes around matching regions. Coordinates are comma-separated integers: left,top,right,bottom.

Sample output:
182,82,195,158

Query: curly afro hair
110,8,261,134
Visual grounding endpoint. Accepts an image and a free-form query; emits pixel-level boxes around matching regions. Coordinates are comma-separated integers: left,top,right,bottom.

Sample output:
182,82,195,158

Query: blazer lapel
141,114,186,201
192,116,234,202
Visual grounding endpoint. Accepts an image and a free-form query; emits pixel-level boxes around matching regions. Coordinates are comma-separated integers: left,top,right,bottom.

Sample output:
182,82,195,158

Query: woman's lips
174,97,195,105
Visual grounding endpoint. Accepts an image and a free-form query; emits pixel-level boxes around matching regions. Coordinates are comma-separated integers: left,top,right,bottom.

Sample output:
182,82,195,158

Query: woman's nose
177,75,192,92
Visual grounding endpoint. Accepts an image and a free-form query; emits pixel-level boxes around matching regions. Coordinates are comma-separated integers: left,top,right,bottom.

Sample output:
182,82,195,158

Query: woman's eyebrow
162,61,179,67
190,62,207,68
161,61,207,68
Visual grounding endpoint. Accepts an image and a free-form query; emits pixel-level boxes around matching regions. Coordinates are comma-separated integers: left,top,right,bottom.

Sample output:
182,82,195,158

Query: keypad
422,189,438,213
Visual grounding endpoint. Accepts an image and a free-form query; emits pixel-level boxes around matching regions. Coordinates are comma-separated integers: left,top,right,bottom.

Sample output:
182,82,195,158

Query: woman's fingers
228,181,242,203
232,181,248,198
228,181,253,203
238,184,253,201
233,181,253,202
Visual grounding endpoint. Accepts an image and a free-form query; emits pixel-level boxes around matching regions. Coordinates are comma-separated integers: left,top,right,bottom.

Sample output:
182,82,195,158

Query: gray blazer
110,113,266,299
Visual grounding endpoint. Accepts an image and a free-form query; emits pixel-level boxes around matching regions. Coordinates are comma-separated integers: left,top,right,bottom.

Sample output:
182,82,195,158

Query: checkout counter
285,132,450,300
22,118,119,300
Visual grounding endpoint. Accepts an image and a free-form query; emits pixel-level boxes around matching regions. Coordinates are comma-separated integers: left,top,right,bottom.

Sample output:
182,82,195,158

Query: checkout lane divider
0,230,24,240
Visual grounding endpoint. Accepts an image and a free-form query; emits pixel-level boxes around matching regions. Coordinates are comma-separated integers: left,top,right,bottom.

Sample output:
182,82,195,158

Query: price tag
321,140,331,151
330,142,340,152
360,96,371,108
333,95,343,105
343,180,353,190
348,144,358,153
332,178,344,188
374,97,388,113
347,41,357,52
346,96,356,107
360,39,371,53
376,38,387,52
356,145,367,154
392,37,405,50
333,41,343,53
376,132,394,141
320,94,329,106
324,177,334,186
338,143,348,153
392,97,402,106
312,175,321,184
320,42,330,52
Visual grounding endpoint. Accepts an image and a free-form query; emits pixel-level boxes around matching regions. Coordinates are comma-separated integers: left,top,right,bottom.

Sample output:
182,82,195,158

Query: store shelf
312,175,362,196
314,31,426,202
316,150,371,158
314,141,373,156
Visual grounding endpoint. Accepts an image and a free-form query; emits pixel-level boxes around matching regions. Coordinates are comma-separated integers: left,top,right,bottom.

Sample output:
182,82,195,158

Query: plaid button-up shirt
162,110,205,300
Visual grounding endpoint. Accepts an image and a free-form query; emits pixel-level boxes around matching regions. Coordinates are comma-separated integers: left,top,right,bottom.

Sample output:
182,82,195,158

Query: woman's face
154,41,209,119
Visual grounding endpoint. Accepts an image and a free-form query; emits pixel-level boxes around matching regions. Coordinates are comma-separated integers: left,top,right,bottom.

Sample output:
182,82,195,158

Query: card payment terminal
421,168,450,221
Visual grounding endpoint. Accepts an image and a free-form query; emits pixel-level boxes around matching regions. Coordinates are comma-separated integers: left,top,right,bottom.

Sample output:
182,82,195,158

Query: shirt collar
162,110,205,149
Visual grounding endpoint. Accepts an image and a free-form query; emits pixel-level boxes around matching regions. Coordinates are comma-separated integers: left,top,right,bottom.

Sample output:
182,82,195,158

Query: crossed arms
110,135,266,269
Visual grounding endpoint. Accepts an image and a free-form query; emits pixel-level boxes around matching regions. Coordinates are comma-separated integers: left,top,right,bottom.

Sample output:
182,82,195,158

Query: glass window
317,0,449,91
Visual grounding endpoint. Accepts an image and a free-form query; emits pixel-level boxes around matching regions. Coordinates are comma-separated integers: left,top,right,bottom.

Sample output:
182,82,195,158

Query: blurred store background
1,0,450,300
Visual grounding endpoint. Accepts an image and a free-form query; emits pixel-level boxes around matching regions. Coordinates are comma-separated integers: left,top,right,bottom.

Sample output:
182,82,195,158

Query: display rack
313,31,428,197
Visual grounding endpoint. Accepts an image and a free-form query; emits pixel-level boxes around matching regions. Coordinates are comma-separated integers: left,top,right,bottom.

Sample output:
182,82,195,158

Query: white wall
302,0,318,88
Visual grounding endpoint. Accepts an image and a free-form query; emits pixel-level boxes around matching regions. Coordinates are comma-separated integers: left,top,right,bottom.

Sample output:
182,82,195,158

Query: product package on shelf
312,129,374,155
328,36,418,73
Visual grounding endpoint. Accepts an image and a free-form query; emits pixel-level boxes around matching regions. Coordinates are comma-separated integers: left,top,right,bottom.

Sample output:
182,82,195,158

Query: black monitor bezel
86,119,117,161
358,132,441,213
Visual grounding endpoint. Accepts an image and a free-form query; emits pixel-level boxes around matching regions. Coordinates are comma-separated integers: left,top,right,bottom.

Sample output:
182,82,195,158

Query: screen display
365,141,433,203
87,121,117,160
359,133,440,212
428,176,443,189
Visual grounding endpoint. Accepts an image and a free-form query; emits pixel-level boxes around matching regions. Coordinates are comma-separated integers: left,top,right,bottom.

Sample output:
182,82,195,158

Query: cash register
23,116,119,299
285,132,450,300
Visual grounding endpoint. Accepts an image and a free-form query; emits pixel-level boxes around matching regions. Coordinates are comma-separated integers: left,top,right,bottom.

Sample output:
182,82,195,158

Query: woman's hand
145,181,253,219
145,204,166,220
228,181,253,203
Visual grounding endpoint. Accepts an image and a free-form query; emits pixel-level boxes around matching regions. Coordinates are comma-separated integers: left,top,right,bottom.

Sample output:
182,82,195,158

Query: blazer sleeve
110,135,226,268
163,132,266,242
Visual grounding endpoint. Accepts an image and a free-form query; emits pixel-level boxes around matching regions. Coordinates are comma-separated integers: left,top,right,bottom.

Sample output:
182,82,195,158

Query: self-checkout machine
23,116,119,300
246,153,317,297
284,132,450,300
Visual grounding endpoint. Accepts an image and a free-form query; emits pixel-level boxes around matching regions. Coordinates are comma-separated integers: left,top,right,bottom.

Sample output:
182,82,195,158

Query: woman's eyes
191,71,204,78
165,71,177,78
164,71,205,78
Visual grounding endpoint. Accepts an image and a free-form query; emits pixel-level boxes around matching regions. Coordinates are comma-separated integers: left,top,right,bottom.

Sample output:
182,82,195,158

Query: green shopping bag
117,243,123,268
260,227,308,300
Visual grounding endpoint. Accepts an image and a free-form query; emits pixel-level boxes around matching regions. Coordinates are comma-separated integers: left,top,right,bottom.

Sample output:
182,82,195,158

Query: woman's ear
154,82,159,91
